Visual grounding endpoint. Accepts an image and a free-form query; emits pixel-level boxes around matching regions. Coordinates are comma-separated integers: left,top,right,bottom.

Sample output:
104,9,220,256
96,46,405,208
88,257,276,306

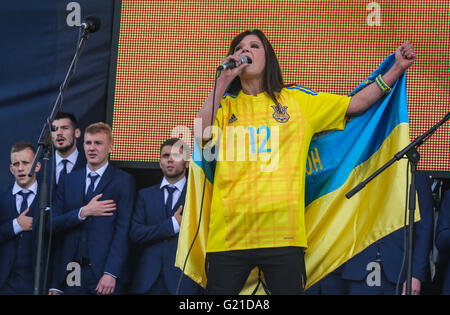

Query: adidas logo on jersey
228,113,238,124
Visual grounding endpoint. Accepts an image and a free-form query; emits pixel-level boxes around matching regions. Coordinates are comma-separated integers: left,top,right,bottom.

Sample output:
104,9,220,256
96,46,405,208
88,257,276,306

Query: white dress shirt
55,149,79,184
12,181,38,235
78,162,109,221
84,162,109,194
160,176,186,233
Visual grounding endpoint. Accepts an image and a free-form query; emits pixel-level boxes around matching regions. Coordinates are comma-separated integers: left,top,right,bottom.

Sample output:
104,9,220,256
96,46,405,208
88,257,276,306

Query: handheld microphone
217,55,251,71
80,16,101,33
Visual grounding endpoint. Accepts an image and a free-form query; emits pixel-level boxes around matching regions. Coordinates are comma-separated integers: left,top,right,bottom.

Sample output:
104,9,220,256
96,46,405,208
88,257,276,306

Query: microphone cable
42,143,56,294
396,158,410,295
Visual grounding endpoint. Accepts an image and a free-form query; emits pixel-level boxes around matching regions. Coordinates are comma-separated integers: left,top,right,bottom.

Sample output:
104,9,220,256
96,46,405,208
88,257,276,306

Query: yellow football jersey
206,86,350,252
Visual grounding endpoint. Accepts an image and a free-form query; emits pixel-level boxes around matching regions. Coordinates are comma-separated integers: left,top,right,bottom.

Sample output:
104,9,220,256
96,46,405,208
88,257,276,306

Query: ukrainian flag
174,135,214,289
175,53,418,292
304,53,419,288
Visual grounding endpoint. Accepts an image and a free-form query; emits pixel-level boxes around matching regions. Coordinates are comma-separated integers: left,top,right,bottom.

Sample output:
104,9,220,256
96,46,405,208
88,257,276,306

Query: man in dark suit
341,172,434,295
48,122,135,295
0,142,43,294
130,138,202,294
45,112,86,291
435,186,450,294
50,111,86,188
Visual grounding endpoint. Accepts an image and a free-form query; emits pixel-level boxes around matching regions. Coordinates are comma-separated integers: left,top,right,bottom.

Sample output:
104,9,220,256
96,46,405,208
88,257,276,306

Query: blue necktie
17,191,31,213
58,159,69,185
78,173,98,261
165,186,176,218
86,173,100,201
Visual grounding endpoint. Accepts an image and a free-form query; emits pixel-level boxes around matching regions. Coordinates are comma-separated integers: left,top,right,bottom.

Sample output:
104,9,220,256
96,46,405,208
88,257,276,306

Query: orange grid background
110,0,449,172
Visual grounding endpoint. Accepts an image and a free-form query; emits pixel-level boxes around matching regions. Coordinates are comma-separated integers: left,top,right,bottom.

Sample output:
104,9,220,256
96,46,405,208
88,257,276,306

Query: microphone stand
346,111,450,295
28,28,93,295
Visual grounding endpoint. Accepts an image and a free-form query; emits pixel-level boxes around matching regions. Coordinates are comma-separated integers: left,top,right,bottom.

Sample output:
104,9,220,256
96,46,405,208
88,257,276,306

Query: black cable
396,159,410,295
251,270,270,295
175,69,221,294
42,144,55,294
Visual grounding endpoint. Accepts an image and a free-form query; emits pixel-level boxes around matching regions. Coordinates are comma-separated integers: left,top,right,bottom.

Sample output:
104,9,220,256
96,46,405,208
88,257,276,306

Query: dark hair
11,141,36,155
54,111,78,129
226,29,284,107
159,138,191,157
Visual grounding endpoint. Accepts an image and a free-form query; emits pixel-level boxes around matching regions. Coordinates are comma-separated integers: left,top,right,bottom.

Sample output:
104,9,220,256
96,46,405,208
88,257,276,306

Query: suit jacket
0,184,48,290
44,151,86,288
341,173,434,284
50,164,135,290
38,150,86,198
436,188,450,294
129,182,202,294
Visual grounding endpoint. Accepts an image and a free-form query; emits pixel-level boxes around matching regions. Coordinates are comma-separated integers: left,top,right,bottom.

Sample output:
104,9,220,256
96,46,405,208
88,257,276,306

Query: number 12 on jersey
248,125,272,154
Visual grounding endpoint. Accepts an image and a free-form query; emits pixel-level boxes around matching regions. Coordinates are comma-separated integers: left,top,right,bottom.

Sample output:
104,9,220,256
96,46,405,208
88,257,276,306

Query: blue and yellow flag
303,54,419,288
175,53,418,292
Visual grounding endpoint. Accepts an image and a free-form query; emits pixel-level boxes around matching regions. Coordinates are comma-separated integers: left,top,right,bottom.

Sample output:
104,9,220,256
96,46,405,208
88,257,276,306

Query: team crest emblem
271,105,290,123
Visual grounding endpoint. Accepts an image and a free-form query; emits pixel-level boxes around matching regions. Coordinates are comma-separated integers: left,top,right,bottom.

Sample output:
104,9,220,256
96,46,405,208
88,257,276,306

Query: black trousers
205,246,306,295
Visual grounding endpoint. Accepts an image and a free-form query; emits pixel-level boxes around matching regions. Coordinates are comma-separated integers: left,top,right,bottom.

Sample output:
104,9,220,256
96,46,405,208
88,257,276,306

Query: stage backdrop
107,0,449,175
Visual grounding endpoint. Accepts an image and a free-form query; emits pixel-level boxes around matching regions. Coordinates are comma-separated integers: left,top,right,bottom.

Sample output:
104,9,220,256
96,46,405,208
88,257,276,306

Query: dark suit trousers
0,273,34,295
302,269,347,295
144,272,170,295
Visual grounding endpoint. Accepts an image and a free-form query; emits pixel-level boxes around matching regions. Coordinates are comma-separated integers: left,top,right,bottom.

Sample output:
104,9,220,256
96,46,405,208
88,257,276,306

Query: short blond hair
85,122,112,143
